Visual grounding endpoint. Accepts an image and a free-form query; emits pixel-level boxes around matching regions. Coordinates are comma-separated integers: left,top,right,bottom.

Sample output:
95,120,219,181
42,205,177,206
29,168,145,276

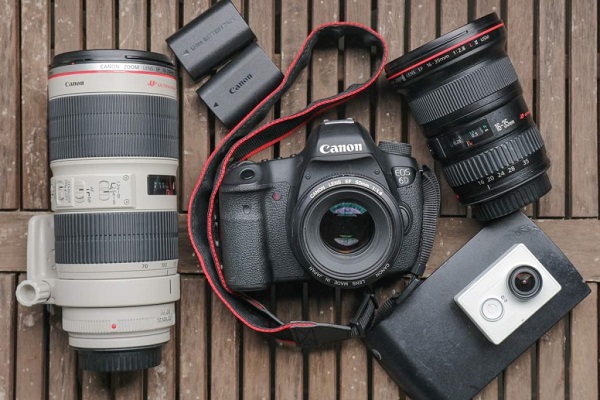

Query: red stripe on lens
49,70,176,80
387,22,505,81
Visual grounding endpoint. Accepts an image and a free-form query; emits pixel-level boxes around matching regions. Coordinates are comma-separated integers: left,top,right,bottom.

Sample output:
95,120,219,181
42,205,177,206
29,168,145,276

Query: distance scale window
148,175,176,195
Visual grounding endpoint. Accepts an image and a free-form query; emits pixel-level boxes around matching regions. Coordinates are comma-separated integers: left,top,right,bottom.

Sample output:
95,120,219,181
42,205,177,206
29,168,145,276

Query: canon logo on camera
319,143,364,154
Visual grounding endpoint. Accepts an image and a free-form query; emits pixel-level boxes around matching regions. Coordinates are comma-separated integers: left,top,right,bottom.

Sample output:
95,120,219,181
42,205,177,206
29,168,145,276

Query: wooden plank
503,348,533,400
179,275,208,400
54,0,83,53
537,0,566,217
0,274,16,400
475,0,501,17
247,0,275,162
537,318,566,400
242,327,271,400
274,285,304,399
569,284,598,399
6,213,600,282
21,0,49,210
181,0,211,212
0,0,19,209
113,371,144,400
279,0,308,157
339,2,371,398
147,326,177,400
374,0,404,144
85,0,115,49
48,308,78,400
406,0,436,168
343,0,371,126
150,0,178,56
307,2,339,396
339,292,368,400
506,0,535,217
211,293,240,400
81,372,112,400
310,0,339,123
569,0,598,217
307,284,336,399
15,273,46,400
474,380,499,400
118,0,147,50
438,0,468,216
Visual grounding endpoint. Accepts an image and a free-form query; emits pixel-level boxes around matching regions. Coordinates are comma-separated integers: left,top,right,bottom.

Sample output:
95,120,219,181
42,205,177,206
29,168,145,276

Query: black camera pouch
364,211,590,400
187,23,441,347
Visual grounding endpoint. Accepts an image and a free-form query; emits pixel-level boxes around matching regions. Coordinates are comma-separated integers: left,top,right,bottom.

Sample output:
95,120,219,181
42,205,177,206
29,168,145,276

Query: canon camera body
219,119,430,291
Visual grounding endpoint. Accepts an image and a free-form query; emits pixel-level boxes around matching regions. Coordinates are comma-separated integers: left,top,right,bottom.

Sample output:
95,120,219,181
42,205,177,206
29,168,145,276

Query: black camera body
219,119,427,291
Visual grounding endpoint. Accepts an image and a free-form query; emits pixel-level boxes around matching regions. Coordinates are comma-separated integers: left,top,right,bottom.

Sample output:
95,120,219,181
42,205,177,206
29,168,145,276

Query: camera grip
394,172,424,272
219,187,272,291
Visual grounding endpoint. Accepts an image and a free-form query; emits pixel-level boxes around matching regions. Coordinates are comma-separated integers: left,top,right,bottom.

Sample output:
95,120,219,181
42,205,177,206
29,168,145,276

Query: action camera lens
509,266,542,300
319,200,375,254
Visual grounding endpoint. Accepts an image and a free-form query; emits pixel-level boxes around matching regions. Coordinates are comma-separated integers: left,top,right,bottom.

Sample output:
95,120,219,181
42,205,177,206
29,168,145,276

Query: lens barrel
385,13,551,221
48,50,180,371
293,176,403,288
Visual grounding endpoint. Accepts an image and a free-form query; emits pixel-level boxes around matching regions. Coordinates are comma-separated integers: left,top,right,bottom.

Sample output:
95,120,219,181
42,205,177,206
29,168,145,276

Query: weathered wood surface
0,0,599,399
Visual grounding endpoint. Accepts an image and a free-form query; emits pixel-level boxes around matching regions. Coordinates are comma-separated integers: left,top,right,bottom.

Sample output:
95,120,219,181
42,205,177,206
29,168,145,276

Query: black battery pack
364,211,590,400
166,0,255,81
197,42,283,128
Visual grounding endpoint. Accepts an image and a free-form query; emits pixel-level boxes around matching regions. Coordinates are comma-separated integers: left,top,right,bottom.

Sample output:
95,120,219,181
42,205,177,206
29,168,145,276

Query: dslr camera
218,119,436,291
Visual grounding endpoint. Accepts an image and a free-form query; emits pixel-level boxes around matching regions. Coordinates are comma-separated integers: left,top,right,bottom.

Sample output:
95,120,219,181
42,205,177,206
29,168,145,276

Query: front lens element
508,266,542,300
319,200,375,254
385,13,551,221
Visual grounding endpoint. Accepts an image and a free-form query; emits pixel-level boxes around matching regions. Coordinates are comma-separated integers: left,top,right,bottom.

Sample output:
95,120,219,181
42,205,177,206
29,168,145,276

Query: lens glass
514,271,536,293
385,13,551,221
508,266,542,300
319,200,375,254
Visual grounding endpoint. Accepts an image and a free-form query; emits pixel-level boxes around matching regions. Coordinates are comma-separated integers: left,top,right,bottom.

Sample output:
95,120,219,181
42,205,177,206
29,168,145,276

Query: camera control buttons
480,297,504,322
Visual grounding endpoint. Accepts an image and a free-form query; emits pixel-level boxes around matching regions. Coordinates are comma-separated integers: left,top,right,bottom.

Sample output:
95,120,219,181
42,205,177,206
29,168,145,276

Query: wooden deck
0,0,598,399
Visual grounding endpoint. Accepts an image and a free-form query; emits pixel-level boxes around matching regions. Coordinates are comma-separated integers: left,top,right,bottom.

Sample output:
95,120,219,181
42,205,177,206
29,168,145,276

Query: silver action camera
454,243,561,344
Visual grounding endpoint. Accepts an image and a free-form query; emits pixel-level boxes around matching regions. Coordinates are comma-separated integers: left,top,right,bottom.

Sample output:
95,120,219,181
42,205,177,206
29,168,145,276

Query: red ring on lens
386,22,505,81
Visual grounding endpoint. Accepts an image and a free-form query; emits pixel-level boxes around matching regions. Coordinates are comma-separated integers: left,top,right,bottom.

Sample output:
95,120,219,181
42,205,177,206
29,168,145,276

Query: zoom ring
54,211,178,264
443,126,544,187
409,57,518,125
49,94,178,161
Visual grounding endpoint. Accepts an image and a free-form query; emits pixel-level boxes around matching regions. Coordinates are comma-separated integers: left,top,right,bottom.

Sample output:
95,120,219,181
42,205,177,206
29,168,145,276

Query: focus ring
472,174,552,221
409,57,518,125
54,211,178,264
443,126,545,187
49,94,178,161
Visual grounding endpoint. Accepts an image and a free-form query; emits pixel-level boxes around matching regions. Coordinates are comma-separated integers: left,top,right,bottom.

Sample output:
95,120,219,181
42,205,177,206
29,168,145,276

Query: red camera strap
188,23,435,346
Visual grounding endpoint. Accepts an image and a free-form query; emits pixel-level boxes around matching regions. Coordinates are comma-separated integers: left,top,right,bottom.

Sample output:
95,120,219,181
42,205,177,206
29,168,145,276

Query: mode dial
378,141,412,156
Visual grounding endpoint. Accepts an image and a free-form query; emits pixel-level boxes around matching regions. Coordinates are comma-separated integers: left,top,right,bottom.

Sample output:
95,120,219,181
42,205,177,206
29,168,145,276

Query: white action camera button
481,298,504,322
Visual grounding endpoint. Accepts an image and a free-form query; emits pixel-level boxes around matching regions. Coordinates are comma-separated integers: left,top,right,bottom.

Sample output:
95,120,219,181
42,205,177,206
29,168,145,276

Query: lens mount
508,266,543,300
292,176,403,288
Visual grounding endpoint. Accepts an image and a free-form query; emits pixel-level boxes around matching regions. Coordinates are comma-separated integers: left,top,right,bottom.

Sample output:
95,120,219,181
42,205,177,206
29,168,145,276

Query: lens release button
481,298,504,322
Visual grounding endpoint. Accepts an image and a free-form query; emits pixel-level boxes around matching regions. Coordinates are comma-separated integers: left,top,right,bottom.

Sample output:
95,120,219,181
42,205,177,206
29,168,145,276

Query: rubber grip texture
409,56,518,125
48,94,178,160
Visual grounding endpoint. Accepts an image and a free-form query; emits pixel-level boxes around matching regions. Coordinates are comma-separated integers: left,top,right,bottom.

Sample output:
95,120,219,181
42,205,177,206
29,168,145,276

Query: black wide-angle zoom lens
508,266,542,300
319,200,375,254
385,13,551,221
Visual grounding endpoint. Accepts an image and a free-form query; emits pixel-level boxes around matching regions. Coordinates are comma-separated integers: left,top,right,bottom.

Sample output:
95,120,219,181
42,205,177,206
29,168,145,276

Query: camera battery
166,0,255,81
197,42,283,128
